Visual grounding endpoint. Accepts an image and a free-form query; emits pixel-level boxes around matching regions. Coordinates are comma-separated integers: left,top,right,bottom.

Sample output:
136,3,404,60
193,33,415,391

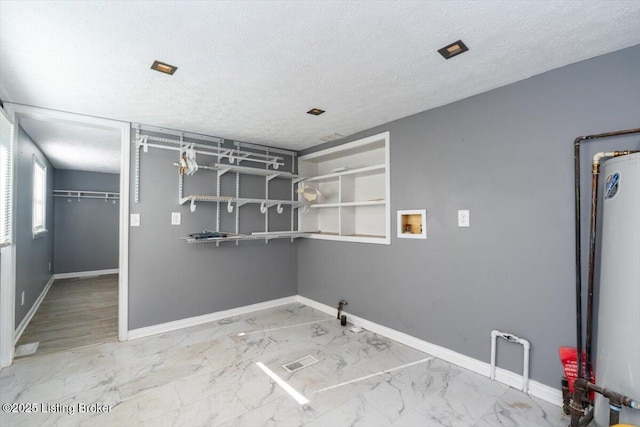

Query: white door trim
0,103,130,367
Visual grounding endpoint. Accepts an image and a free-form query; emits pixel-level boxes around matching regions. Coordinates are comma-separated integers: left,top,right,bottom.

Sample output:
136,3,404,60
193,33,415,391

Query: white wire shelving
179,194,306,213
183,230,310,244
133,124,307,245
53,190,119,202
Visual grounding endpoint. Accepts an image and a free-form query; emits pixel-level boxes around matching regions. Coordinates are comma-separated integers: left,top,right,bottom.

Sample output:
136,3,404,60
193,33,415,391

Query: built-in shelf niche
298,131,390,244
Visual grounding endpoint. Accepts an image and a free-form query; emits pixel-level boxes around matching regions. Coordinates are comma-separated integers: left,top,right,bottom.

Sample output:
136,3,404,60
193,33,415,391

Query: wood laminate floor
15,274,118,359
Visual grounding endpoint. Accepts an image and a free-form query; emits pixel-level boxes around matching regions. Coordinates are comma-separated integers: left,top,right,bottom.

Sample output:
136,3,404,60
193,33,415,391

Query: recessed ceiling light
438,40,469,60
307,108,325,116
151,60,178,75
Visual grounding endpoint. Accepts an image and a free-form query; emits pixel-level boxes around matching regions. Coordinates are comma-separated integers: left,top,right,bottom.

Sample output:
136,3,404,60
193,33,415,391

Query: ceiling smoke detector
438,40,469,60
151,60,178,75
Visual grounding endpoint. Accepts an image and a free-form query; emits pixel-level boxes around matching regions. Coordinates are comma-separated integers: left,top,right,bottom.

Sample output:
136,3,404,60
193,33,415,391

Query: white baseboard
53,268,119,280
296,295,562,407
128,296,298,340
14,275,55,344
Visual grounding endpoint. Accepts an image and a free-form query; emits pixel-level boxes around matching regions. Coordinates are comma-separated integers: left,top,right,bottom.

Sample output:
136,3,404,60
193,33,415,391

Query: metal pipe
569,377,588,427
586,381,640,412
585,160,600,379
572,128,640,381
570,377,640,426
337,300,348,320
562,377,571,415
578,408,593,427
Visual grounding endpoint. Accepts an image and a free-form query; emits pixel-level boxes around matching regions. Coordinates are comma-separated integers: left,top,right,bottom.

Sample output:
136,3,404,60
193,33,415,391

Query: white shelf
173,162,301,180
53,190,119,201
183,231,309,244
136,133,285,168
180,195,306,208
301,232,388,245
297,131,390,244
310,200,386,208
303,164,385,183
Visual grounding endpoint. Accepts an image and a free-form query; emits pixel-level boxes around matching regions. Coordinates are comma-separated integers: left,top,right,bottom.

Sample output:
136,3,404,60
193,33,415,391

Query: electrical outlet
171,212,181,225
458,210,470,227
21,291,25,306
130,213,141,227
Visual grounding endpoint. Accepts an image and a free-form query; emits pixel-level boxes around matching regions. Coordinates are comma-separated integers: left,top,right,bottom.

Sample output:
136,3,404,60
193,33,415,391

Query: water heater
594,152,640,426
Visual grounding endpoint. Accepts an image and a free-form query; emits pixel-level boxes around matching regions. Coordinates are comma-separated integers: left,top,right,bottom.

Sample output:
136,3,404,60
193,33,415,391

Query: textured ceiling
20,119,121,174
1,1,639,154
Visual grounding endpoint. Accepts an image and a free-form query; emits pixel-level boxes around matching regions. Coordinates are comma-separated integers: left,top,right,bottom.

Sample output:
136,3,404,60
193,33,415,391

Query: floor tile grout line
256,361,310,405
313,356,435,394
237,318,334,336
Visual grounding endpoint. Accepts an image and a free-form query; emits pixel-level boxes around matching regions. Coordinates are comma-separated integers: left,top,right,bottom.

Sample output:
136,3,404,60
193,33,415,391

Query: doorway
0,104,130,366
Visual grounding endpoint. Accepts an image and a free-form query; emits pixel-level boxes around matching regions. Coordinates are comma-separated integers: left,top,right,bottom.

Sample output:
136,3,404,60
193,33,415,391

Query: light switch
130,213,141,227
458,210,470,227
171,212,181,225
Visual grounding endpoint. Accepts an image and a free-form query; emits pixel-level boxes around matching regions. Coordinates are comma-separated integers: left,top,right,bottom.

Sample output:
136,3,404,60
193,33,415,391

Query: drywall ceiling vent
282,355,319,373
151,60,178,75
438,40,469,60
320,133,344,142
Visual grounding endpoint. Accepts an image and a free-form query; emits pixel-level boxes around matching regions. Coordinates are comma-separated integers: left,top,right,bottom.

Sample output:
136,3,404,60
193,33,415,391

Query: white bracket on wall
490,329,530,393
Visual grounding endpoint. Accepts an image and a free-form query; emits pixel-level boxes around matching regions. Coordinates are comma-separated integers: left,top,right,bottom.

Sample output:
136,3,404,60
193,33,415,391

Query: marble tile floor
0,303,571,426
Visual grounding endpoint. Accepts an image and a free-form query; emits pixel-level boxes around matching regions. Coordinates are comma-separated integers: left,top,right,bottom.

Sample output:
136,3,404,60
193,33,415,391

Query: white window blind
32,155,47,236
0,108,13,247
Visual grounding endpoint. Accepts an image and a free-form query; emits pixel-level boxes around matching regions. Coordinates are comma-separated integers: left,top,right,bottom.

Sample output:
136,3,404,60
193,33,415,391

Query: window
0,108,13,247
32,155,47,237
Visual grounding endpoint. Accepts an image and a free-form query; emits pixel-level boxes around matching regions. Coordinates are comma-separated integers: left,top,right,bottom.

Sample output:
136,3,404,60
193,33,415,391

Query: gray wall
297,45,640,388
128,131,298,329
15,126,54,326
53,170,119,274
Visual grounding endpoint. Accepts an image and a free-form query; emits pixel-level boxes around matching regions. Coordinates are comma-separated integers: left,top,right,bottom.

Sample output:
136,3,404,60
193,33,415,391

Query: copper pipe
562,377,571,416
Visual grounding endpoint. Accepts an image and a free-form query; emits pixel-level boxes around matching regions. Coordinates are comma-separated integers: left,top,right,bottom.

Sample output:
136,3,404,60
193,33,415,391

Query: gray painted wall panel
128,133,297,329
53,170,119,274
297,46,640,388
15,126,54,326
